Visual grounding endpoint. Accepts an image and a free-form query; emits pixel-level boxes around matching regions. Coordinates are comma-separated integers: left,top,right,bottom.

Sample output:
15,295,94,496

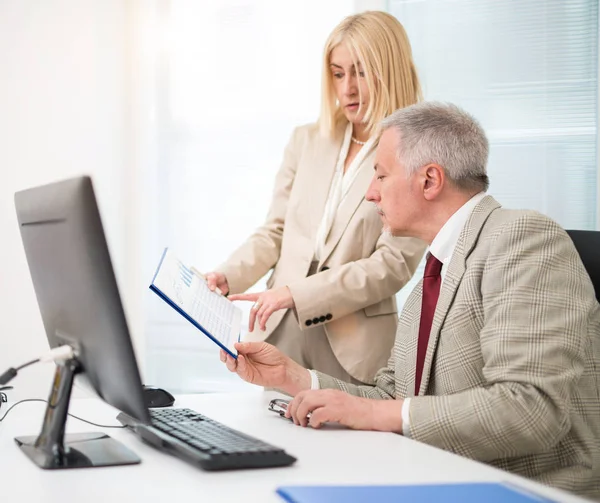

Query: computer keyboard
119,408,296,471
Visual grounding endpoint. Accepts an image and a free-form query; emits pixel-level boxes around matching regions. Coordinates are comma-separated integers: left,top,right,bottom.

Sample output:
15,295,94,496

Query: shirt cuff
401,397,411,437
308,370,320,390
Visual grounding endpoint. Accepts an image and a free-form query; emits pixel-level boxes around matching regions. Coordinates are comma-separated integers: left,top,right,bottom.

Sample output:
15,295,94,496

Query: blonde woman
206,11,426,385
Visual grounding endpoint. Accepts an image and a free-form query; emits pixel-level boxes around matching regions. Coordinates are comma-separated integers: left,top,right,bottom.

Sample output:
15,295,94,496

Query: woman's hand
229,286,295,332
204,271,230,296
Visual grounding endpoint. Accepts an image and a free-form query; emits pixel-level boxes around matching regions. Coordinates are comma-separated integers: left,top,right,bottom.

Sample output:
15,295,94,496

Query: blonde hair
318,11,422,138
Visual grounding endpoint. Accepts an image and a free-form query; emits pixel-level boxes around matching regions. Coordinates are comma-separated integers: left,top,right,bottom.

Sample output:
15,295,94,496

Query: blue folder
276,482,555,503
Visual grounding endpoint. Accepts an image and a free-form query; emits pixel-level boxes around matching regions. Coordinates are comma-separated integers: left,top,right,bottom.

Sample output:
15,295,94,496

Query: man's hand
286,389,404,432
220,342,311,396
228,286,295,332
205,272,230,296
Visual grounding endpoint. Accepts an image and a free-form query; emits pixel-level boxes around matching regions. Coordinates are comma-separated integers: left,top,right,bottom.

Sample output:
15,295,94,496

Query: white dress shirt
313,122,376,261
309,192,487,437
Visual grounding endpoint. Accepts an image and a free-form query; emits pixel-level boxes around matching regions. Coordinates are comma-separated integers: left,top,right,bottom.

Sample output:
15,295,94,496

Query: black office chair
566,230,600,303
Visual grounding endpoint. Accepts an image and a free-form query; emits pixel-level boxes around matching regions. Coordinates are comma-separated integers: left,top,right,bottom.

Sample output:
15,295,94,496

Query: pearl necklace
351,136,367,146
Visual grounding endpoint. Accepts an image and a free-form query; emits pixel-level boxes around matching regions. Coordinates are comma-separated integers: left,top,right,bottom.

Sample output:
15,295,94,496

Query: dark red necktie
415,253,443,395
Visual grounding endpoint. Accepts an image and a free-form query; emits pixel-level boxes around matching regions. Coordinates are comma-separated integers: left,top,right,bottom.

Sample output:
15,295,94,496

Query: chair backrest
566,230,600,302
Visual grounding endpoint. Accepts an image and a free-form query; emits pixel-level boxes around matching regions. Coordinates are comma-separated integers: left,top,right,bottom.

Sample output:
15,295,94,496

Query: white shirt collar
429,192,487,265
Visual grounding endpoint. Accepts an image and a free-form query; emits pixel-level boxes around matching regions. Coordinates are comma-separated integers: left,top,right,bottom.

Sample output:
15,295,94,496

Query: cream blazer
218,122,426,383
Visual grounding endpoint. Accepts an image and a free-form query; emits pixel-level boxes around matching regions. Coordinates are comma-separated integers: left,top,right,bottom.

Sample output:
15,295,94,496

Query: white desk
0,389,590,502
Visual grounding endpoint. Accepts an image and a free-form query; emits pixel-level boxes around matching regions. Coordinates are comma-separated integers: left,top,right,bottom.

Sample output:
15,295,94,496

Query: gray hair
380,102,489,192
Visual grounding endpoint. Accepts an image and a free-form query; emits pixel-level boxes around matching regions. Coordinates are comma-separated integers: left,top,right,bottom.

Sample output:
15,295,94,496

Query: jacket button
312,317,320,325
320,266,330,272
305,319,312,327
319,316,326,322
326,313,332,321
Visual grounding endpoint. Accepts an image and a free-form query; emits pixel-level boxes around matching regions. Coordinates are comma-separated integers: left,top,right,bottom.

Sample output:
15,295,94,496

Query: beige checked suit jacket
217,123,426,383
317,196,600,499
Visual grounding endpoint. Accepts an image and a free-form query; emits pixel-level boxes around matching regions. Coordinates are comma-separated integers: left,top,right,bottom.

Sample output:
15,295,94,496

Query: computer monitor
14,175,150,469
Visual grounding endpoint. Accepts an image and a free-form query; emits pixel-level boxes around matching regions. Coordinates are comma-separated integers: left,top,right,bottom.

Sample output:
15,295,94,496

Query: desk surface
0,389,589,502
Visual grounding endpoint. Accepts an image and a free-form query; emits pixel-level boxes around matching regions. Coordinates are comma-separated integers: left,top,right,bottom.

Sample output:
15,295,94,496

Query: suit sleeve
313,341,399,400
288,232,426,329
216,127,303,294
408,215,592,461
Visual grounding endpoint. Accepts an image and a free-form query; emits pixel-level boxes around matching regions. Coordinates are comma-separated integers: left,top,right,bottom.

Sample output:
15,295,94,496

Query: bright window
390,0,599,307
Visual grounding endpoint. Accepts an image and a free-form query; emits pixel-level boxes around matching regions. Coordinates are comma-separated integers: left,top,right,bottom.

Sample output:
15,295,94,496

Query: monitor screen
14,176,149,425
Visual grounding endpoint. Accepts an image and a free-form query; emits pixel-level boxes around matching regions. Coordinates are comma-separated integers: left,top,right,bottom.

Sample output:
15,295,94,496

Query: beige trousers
267,308,364,386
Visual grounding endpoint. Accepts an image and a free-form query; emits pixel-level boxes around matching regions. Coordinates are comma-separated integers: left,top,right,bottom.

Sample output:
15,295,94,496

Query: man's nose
366,176,379,202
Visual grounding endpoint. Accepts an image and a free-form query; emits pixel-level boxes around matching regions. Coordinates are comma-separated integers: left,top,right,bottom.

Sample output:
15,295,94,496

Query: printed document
150,248,241,357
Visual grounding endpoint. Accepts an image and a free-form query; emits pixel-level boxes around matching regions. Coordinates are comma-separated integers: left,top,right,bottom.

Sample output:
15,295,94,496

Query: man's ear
422,164,445,201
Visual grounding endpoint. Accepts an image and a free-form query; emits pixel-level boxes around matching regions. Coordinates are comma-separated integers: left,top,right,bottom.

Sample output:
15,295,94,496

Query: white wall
0,0,141,400
0,0,373,400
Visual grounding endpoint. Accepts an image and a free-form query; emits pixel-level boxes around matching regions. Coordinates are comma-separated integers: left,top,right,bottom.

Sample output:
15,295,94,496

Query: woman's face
329,44,370,126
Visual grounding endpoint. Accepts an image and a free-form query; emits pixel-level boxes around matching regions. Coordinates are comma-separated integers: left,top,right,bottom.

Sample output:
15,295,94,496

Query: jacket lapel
417,196,502,395
318,148,376,266
307,123,345,236
400,281,424,398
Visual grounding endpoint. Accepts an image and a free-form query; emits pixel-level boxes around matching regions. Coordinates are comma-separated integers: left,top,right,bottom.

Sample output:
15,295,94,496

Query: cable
0,345,75,386
0,348,125,429
0,348,124,429
15,358,39,371
0,399,125,429
0,368,18,386
67,410,126,429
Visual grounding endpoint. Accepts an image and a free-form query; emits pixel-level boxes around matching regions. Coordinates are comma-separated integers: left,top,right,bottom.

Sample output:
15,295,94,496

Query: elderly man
221,102,600,498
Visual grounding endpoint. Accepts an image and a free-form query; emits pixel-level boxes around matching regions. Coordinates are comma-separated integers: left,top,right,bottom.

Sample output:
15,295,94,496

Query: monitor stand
14,357,141,469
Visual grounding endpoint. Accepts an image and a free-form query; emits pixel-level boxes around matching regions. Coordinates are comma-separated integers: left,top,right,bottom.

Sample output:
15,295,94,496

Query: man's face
366,129,421,237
